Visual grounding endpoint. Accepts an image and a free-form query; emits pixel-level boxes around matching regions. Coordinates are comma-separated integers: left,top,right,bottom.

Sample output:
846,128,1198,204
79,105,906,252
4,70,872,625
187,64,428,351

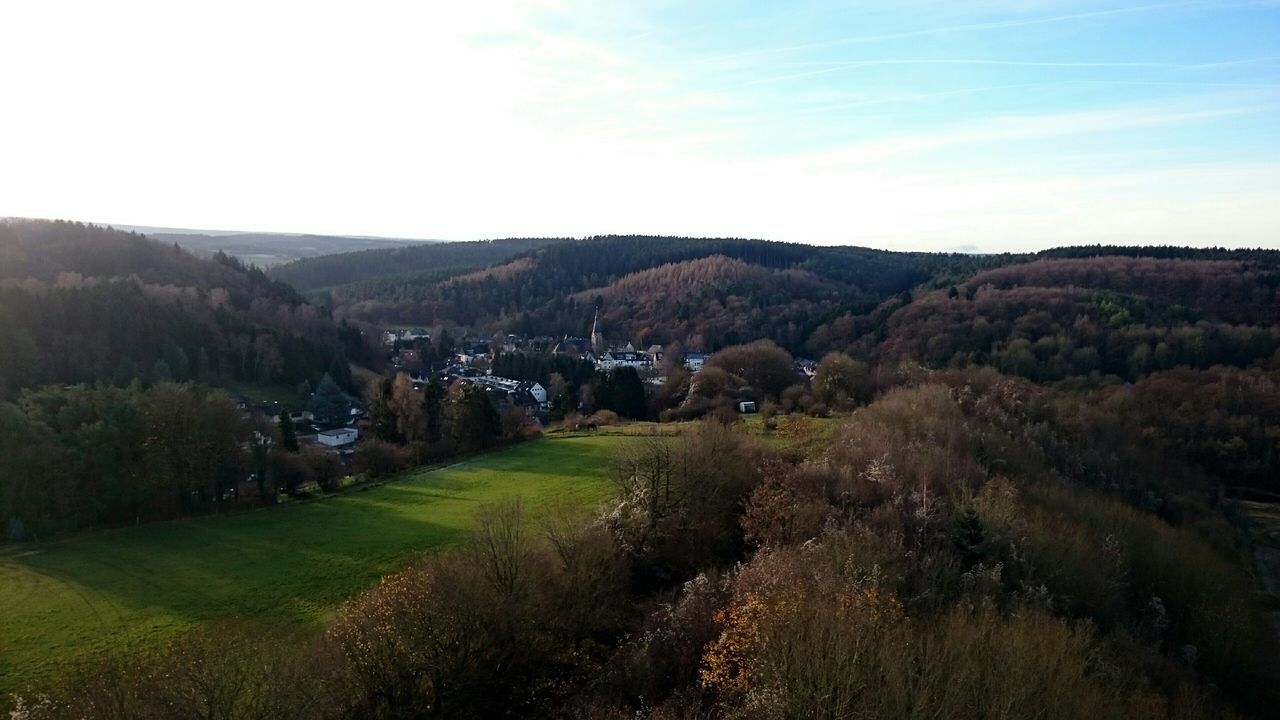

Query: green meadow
0,435,628,695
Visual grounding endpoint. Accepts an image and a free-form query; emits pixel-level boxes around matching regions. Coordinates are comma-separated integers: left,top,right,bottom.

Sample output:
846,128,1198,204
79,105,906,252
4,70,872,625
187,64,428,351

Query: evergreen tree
451,384,500,453
150,359,173,384
592,367,647,419
307,373,352,428
328,355,354,390
278,410,299,452
423,379,446,442
113,358,140,387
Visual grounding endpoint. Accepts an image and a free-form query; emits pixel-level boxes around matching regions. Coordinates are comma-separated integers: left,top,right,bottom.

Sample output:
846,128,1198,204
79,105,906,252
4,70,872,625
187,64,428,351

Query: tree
364,377,399,442
150,359,173,384
423,378,446,443
278,410,299,453
812,352,873,410
307,373,351,428
451,385,500,453
706,340,797,401
389,373,425,443
113,358,140,387
592,367,647,419
327,354,354,391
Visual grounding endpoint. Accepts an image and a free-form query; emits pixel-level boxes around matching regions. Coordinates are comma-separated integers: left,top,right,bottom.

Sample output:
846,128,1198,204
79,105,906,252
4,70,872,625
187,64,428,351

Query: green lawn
219,380,303,407
0,435,628,695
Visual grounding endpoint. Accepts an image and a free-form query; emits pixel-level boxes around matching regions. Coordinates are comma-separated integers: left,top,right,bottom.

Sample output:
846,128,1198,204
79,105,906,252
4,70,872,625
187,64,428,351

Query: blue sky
1,0,1277,250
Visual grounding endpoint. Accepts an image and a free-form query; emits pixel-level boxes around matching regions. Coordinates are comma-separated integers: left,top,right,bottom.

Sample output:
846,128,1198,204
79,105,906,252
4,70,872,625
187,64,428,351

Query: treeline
0,221,364,396
280,234,1280,361
17,371,1275,718
804,256,1280,384
0,383,245,536
270,237,564,291
490,351,596,387
304,236,993,353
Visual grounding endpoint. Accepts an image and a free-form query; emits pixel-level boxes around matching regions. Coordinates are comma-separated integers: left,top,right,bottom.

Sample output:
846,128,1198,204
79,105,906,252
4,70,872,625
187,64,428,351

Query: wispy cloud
743,56,1280,87
795,99,1262,167
704,1,1223,63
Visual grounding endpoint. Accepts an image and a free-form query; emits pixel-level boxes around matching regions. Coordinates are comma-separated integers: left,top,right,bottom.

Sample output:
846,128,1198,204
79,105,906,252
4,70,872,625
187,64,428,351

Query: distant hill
269,237,569,291
0,219,362,396
848,253,1280,383
278,235,1280,367
287,235,1005,351
120,226,441,267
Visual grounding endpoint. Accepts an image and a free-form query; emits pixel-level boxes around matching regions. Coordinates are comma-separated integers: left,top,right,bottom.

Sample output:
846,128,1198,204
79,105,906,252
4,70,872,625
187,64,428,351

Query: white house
317,427,358,447
685,352,708,372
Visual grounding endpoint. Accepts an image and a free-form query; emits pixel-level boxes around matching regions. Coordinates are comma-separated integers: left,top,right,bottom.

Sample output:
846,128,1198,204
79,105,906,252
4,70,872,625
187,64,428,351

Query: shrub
353,438,412,478
586,409,621,427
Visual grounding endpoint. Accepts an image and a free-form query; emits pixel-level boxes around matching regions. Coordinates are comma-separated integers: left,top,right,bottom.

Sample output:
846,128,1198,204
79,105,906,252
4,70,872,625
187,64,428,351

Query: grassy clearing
0,435,629,695
547,413,841,447
219,380,304,407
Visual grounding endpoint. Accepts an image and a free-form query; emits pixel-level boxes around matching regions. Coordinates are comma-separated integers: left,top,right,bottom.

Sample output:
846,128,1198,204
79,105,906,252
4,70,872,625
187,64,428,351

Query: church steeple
590,308,605,353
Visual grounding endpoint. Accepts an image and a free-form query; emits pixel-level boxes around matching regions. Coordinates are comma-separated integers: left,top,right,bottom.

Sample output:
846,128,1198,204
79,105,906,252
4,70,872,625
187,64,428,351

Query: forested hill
285,235,1003,350
0,220,361,396
269,236,565,291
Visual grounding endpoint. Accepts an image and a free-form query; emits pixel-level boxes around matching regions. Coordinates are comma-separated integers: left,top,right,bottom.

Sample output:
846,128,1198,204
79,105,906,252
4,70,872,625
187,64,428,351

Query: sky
1,0,1278,252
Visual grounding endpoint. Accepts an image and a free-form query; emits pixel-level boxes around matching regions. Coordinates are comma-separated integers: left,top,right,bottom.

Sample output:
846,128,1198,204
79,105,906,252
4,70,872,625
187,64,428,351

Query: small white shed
317,427,359,447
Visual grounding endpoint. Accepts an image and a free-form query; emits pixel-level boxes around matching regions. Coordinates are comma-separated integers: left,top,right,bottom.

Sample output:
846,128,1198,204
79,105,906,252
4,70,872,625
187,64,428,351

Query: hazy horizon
2,1,1277,252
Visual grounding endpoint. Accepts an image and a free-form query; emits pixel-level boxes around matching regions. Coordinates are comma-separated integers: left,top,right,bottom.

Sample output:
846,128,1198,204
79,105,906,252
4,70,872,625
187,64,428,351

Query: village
237,311,818,458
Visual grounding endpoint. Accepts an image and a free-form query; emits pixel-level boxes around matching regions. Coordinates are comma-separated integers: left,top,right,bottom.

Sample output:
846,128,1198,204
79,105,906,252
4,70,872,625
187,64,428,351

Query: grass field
0,435,629,696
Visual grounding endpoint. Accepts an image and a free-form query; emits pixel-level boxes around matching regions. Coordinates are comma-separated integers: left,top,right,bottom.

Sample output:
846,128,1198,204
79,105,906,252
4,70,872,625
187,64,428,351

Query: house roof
318,428,357,437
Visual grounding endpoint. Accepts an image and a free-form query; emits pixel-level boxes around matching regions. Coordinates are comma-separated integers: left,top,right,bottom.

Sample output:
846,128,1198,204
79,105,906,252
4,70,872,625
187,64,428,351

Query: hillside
864,255,1280,382
294,235,1002,351
146,230,435,267
0,220,359,396
270,236,565,291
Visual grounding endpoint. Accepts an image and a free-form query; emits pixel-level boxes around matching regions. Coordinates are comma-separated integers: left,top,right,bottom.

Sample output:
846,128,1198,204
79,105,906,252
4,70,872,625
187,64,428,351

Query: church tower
590,308,605,353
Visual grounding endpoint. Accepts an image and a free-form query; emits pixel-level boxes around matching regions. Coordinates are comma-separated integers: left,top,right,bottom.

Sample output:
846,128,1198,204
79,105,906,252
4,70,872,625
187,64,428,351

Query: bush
270,450,314,496
354,438,412,479
301,445,344,491
586,409,621,427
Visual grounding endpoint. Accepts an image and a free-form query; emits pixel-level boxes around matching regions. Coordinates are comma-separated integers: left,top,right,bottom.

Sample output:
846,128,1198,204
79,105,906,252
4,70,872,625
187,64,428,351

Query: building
590,308,605,353
737,400,758,414
597,350,653,371
552,336,593,357
685,352,709,372
317,427,359,447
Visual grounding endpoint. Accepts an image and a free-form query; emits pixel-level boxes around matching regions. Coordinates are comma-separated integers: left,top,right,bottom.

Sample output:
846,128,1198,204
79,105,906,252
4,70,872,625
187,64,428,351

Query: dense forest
0,220,363,396
284,235,1007,351
277,235,1280,360
859,256,1280,382
270,237,565,291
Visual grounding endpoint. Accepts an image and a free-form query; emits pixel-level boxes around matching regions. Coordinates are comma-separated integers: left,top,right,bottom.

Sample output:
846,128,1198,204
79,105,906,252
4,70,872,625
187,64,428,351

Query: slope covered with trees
864,256,1280,383
0,220,361,396
299,235,1000,352
269,237,564,291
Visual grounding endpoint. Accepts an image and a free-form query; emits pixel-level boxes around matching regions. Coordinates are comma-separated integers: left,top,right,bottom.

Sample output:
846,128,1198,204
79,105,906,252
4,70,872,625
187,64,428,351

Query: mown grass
0,435,629,695
219,379,304,407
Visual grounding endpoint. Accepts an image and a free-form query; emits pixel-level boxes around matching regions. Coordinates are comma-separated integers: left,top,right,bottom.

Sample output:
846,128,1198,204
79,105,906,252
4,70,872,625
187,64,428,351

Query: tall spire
590,308,604,353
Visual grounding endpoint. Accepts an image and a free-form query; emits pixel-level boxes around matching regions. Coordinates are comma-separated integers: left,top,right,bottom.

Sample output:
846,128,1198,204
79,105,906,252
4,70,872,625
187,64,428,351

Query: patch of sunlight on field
0,434,630,695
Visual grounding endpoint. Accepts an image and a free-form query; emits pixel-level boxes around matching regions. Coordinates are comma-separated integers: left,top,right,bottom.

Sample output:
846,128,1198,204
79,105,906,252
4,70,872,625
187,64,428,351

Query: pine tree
278,410,299,453
307,373,352,428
